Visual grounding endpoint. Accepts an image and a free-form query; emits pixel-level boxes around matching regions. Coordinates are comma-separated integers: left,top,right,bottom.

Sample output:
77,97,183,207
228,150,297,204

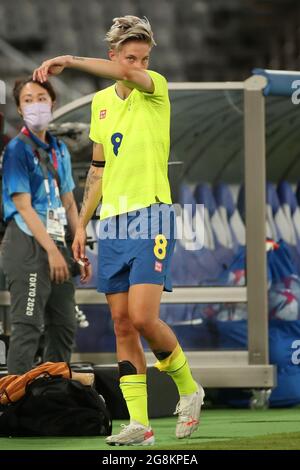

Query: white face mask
22,102,53,132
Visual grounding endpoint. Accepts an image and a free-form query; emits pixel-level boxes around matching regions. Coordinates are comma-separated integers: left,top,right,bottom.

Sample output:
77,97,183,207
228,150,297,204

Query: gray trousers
1,220,77,374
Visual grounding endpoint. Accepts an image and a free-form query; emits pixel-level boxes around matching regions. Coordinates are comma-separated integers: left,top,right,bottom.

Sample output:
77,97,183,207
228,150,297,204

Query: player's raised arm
34,55,154,93
33,17,156,94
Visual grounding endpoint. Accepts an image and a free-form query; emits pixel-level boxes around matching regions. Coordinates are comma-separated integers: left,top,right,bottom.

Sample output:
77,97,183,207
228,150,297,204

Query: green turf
175,433,300,450
0,409,299,450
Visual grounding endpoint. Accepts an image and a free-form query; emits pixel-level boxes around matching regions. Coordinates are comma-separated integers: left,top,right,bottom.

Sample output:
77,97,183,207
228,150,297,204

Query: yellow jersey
89,70,172,220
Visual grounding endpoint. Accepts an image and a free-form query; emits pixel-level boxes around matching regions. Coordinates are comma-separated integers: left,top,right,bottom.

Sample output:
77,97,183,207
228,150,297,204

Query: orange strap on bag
0,362,71,405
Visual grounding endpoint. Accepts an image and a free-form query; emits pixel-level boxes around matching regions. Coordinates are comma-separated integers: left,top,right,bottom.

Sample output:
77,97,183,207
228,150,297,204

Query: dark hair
13,77,56,107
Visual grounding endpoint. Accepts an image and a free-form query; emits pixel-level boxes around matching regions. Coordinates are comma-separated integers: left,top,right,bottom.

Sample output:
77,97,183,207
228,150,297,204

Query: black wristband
91,160,105,167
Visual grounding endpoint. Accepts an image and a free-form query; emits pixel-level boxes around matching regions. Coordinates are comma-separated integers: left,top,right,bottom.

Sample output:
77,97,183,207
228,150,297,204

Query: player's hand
72,226,87,262
33,55,71,83
47,247,70,283
79,260,92,284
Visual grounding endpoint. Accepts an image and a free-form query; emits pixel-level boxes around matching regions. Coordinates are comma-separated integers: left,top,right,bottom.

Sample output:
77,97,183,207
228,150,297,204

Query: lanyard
51,148,58,170
36,151,60,208
18,129,62,208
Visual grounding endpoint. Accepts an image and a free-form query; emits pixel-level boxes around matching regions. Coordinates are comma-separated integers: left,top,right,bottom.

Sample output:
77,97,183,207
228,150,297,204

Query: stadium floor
0,408,299,450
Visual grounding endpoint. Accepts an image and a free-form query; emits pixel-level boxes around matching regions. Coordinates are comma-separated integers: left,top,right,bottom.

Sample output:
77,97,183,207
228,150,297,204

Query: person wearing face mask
1,77,91,375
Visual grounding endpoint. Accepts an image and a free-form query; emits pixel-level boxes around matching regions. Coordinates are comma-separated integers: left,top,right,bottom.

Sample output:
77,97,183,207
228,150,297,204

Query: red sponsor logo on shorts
99,109,107,119
155,261,163,272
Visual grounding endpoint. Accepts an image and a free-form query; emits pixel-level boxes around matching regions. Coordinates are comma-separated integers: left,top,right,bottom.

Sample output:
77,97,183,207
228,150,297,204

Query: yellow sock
120,374,149,427
155,343,198,395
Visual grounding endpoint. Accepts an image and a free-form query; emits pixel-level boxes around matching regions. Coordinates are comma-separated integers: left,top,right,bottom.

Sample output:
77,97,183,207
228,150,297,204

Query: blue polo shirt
2,127,75,236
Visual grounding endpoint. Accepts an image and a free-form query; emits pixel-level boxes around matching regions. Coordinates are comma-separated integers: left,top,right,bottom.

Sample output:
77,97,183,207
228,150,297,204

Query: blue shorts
97,204,176,294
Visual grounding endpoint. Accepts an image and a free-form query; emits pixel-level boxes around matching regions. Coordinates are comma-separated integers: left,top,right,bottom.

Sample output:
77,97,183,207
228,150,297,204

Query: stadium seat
266,182,300,273
213,182,245,251
266,183,290,241
266,183,282,240
171,184,224,285
194,183,228,248
278,182,300,243
237,183,293,242
194,183,234,269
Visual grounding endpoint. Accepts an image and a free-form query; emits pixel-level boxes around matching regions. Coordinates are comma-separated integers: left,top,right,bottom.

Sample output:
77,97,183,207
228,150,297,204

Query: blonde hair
105,15,156,50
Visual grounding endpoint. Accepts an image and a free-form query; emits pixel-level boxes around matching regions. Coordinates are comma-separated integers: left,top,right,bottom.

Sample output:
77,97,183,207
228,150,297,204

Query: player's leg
128,284,198,396
107,292,145,372
98,228,153,445
129,283,204,439
128,284,176,352
105,292,154,446
125,201,204,438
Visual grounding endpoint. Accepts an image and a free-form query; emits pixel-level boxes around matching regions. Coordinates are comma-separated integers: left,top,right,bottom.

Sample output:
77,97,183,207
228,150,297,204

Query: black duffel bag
0,375,112,436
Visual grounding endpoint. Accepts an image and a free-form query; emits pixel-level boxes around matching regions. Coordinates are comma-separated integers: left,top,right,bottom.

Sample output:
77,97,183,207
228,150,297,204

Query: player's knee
130,316,154,337
112,313,133,337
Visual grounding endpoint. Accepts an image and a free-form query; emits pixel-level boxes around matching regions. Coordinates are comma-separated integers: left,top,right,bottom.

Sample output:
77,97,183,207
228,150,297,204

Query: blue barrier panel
252,68,300,97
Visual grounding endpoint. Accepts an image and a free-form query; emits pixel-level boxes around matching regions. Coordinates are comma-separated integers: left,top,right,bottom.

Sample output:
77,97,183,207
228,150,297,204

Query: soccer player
33,15,205,446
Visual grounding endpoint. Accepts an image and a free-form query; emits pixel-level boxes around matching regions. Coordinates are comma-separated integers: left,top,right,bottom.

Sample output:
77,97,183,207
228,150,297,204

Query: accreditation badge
46,208,66,243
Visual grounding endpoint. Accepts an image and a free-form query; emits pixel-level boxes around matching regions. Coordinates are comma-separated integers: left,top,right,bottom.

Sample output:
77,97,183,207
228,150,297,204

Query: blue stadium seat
171,184,225,285
238,183,297,244
265,182,281,240
277,181,300,274
213,182,245,252
166,184,217,347
278,182,300,243
238,183,274,237
266,182,300,273
194,183,234,269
